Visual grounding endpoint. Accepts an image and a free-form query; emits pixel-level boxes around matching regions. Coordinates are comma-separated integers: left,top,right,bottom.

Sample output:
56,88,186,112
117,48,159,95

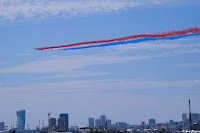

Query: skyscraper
16,109,25,131
169,120,174,125
49,118,56,132
95,119,101,129
88,117,94,129
58,117,66,132
149,119,156,126
191,113,200,123
107,119,111,128
100,115,106,128
182,113,187,122
0,122,5,131
59,113,69,130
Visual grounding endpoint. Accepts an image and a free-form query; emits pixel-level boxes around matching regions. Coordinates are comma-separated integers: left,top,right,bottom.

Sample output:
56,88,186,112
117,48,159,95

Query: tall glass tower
95,119,100,129
16,109,25,131
88,117,94,128
100,115,106,128
59,113,69,130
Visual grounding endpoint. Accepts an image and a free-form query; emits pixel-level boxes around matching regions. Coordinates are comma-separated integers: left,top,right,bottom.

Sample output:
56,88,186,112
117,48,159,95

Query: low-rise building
79,127,90,133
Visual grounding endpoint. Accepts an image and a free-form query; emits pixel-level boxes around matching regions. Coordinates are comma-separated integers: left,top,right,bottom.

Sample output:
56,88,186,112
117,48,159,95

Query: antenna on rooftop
189,99,192,133
39,120,40,130
11,115,12,129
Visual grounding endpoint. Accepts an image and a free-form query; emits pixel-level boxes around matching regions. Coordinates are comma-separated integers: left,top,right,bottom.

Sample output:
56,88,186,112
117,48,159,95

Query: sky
0,0,200,129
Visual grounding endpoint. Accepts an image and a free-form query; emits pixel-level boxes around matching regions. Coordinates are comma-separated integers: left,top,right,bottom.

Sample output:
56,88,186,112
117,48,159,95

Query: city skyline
0,0,200,130
1,109,200,130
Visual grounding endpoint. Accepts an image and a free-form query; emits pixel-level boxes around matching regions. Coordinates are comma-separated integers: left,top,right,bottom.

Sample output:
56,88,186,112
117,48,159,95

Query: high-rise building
182,113,187,122
169,120,174,125
107,119,111,128
100,115,106,128
95,119,101,129
149,119,156,126
59,113,69,130
49,118,56,132
0,122,5,131
88,117,94,129
16,109,25,131
58,117,66,132
193,113,200,123
190,113,200,123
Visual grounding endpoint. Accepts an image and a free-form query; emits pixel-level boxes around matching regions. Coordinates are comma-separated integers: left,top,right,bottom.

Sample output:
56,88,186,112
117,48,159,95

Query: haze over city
0,0,200,130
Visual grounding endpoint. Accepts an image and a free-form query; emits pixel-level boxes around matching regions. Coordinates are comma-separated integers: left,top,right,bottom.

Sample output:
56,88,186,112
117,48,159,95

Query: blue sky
0,0,200,129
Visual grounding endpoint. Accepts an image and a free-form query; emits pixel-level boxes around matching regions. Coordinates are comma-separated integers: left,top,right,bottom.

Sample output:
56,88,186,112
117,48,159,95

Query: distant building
16,109,25,131
100,115,106,128
95,119,101,129
115,122,128,130
0,122,4,131
193,123,200,130
107,119,111,128
192,113,200,123
49,118,56,132
169,120,174,125
69,125,78,131
58,117,66,132
141,121,145,129
59,113,69,130
149,119,156,126
88,117,94,129
79,127,90,133
156,123,164,130
182,113,187,122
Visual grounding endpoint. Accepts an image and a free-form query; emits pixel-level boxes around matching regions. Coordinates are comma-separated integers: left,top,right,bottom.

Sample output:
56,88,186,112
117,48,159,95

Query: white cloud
2,79,200,93
114,42,200,51
39,71,110,79
0,61,8,65
0,0,141,20
115,43,181,50
1,0,181,20
171,49,200,54
112,41,200,57
0,54,152,73
177,63,200,67
44,79,200,92
0,0,199,20
1,41,200,74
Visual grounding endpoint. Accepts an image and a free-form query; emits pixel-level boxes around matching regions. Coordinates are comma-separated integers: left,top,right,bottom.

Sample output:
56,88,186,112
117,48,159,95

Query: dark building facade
0,122,5,131
95,119,101,129
89,117,94,129
58,117,66,132
149,119,156,126
16,109,25,131
49,118,56,132
107,119,111,128
59,113,69,130
100,115,106,128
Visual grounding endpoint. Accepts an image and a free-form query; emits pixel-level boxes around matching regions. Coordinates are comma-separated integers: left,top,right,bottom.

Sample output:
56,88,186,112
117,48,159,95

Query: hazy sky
0,0,200,129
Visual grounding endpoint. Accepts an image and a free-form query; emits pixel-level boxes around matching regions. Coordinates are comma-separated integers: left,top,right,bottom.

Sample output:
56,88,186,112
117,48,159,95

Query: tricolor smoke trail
36,28,200,51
